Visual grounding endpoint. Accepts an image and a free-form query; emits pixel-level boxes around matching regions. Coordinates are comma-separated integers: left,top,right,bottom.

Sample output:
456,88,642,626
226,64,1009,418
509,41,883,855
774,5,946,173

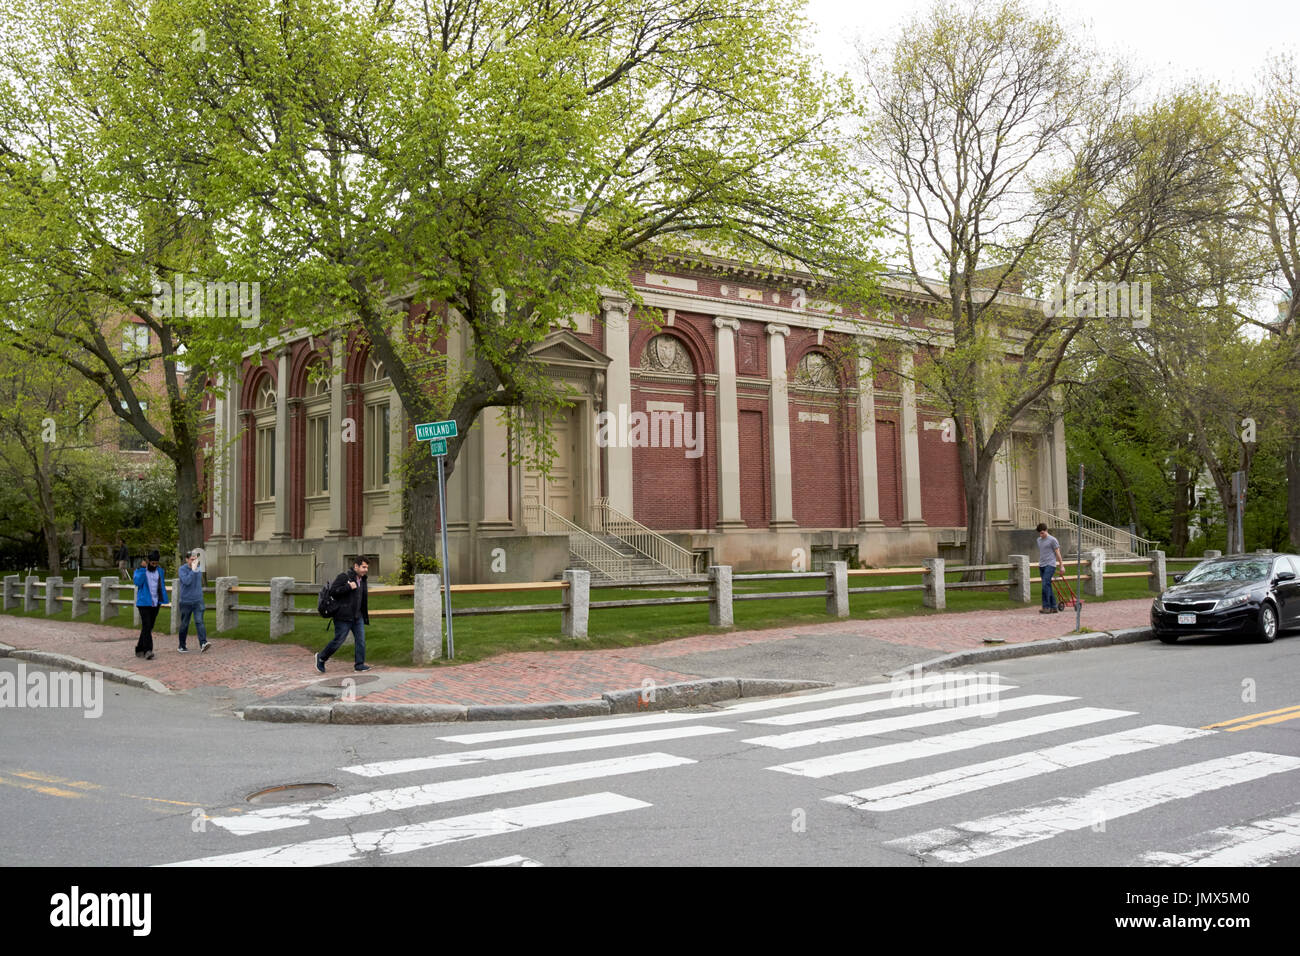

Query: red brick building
201,257,1067,582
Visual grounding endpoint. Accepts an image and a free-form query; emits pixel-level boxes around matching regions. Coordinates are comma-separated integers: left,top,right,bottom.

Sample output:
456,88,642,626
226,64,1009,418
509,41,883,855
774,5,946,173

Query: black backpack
317,579,342,618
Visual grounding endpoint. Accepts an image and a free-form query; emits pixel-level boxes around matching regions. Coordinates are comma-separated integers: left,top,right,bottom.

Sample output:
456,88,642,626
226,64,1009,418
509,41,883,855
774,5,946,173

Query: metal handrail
589,497,693,578
1016,503,1155,558
523,503,632,582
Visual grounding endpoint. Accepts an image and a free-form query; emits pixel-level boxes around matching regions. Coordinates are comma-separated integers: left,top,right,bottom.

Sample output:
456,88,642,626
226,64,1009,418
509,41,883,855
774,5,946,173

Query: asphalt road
2,632,1299,868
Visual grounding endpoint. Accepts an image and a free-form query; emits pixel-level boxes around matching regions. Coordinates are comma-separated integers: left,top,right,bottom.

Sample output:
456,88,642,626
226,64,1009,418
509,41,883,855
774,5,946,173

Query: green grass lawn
0,560,1189,666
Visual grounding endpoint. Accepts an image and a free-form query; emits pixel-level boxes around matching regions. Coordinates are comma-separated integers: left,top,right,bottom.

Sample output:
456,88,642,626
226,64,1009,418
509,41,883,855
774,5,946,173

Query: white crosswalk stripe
744,694,1076,749
435,677,993,746
162,793,650,867
157,676,1300,868
343,725,732,777
772,707,1136,779
825,724,1211,808
884,752,1300,864
470,855,543,867
745,683,1014,726
210,753,695,835
1140,806,1300,866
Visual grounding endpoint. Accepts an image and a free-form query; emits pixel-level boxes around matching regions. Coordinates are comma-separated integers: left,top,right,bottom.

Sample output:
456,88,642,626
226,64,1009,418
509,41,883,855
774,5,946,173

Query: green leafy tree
857,1,1228,567
71,0,883,562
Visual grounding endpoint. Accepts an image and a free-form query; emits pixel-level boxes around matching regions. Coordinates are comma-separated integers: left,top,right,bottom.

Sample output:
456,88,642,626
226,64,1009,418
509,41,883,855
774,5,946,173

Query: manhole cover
316,675,380,687
246,783,338,805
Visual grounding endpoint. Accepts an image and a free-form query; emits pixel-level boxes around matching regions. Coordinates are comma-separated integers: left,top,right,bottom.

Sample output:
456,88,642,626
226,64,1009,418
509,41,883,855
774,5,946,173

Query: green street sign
428,438,448,457
415,420,458,441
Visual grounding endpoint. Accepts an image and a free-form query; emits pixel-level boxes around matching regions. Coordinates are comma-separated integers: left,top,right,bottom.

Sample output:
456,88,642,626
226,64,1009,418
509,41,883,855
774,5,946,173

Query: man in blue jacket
314,558,371,673
176,550,212,653
133,549,168,660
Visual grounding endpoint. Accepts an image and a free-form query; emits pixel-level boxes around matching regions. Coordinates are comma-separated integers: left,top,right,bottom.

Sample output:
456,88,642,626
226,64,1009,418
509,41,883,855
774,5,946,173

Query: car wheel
1257,603,1278,643
1157,631,1179,644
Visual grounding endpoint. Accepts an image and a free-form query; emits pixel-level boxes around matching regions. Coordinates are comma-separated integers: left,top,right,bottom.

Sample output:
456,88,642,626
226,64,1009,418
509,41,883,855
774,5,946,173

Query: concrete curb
240,676,834,724
0,642,172,695
885,626,1156,678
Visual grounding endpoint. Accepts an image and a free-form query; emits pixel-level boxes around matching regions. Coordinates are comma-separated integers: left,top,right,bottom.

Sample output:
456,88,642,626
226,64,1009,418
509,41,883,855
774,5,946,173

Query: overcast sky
806,0,1299,93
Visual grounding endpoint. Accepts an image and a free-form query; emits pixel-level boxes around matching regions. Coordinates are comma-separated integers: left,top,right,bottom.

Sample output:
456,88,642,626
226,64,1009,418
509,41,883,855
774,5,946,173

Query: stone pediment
529,330,611,371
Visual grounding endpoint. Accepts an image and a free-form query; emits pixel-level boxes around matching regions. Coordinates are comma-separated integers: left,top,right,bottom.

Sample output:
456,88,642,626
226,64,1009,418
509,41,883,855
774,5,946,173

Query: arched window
794,352,839,390
254,378,276,503
304,362,330,498
640,335,694,374
362,357,390,490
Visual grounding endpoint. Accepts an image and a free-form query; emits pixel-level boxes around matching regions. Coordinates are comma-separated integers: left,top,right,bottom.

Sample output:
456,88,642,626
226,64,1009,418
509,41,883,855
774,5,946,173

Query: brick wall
738,407,768,527
919,415,967,526
875,417,901,526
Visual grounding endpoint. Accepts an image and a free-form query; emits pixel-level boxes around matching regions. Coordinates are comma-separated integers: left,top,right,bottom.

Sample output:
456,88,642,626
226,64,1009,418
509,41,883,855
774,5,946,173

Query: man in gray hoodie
176,550,212,652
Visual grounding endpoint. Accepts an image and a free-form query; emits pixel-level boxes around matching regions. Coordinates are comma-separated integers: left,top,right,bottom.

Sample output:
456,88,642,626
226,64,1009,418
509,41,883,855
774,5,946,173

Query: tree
857,0,1231,567
0,0,268,556
1228,54,1300,550
76,0,882,562
0,336,109,571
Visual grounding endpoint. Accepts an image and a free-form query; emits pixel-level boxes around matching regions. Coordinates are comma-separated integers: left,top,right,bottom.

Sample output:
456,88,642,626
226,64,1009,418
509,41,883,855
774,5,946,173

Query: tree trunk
1288,436,1300,552
175,453,205,557
963,470,992,571
1171,461,1190,557
402,446,443,570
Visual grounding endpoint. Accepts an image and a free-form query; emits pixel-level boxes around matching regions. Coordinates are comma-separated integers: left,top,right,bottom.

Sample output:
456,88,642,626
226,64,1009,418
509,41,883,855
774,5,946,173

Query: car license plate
1178,613,1196,625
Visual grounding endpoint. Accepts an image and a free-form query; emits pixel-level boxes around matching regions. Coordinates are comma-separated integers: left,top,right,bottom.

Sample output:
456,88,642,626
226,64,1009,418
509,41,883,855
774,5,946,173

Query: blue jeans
1040,565,1058,609
178,603,208,648
320,617,366,667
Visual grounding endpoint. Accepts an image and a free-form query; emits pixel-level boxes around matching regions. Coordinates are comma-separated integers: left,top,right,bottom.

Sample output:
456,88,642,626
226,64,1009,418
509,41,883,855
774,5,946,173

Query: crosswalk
163,675,1300,866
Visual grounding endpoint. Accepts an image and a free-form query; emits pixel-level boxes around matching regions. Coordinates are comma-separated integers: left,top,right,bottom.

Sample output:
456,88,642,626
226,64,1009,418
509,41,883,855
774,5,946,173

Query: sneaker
200,641,212,653
144,651,155,660
314,654,325,674
354,663,372,672
1039,608,1051,614
178,647,189,653
135,650,145,658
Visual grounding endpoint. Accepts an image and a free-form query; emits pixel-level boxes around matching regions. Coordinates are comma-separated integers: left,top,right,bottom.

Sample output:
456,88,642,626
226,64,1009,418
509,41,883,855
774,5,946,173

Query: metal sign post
414,420,459,659
435,446,454,660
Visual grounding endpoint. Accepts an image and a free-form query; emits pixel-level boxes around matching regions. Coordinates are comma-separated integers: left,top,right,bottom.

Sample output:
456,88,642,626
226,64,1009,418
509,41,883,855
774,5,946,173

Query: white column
856,350,884,528
272,348,291,540
386,387,405,535
211,381,227,539
602,297,633,514
1051,409,1068,512
445,311,468,529
326,336,347,538
714,317,745,530
899,350,925,528
480,407,512,528
766,324,795,528
227,367,242,541
990,440,1014,526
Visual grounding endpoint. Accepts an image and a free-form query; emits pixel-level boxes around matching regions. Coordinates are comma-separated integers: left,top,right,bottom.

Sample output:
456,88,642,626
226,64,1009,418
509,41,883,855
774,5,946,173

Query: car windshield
1181,560,1272,584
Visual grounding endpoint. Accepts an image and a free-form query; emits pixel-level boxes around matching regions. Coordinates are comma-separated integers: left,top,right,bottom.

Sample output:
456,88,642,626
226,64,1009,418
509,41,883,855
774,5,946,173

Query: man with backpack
315,557,371,673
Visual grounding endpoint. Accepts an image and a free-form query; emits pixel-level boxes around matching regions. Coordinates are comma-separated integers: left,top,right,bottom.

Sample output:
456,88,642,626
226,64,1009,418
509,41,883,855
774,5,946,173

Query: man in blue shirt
176,550,212,653
133,549,169,660
1036,523,1065,613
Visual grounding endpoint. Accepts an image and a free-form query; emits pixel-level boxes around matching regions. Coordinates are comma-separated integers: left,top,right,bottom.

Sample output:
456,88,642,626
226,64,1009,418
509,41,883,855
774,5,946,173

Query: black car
1151,554,1300,644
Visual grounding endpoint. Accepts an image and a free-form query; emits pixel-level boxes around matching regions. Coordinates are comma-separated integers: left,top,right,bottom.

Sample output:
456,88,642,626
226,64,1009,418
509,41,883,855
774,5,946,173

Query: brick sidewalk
2,599,1154,706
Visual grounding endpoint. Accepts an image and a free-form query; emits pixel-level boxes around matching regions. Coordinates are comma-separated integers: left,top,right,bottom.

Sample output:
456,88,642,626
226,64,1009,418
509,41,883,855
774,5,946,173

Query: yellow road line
1222,711,1300,732
1202,703,1300,730
0,774,85,799
11,770,102,789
